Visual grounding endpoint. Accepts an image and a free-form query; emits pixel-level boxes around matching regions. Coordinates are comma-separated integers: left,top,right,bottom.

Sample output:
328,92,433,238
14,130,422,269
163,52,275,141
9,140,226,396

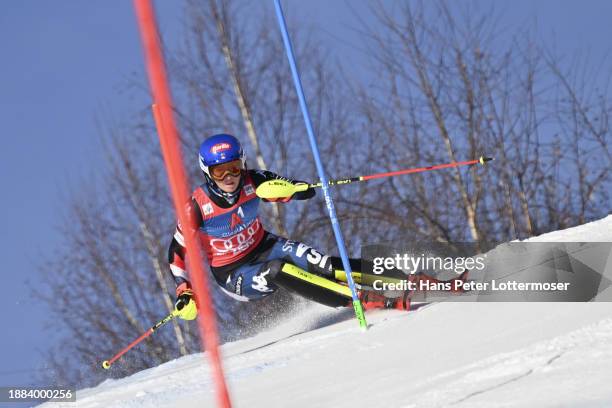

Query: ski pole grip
293,182,310,192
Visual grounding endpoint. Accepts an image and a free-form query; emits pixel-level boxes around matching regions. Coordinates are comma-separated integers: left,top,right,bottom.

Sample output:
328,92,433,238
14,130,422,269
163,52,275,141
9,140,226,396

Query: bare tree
350,0,610,245
169,0,362,244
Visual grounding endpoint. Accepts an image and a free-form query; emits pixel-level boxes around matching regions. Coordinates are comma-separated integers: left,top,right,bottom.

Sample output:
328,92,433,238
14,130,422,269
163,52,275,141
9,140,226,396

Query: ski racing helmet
198,134,246,204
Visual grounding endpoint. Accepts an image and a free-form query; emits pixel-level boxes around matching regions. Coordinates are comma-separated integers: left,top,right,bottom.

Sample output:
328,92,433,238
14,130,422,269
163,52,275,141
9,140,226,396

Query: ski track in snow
406,317,612,408
40,215,612,408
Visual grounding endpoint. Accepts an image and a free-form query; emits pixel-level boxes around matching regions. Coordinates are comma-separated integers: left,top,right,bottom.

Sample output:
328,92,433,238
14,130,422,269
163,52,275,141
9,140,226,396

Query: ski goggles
209,159,244,180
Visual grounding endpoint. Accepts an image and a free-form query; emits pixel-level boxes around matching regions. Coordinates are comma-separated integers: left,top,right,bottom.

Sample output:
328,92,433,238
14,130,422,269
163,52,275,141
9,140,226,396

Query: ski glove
264,183,310,203
175,282,197,320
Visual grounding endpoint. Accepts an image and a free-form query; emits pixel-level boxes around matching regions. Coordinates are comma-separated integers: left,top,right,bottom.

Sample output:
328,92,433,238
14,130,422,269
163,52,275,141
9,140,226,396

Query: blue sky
0,0,610,391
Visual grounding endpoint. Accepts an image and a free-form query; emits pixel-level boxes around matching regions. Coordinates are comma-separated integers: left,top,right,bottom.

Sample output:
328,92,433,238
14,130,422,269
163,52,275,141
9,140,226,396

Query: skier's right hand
175,283,197,320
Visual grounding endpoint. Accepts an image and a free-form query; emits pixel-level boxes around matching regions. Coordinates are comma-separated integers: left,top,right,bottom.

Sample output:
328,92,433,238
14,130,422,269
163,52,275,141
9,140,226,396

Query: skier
168,134,463,320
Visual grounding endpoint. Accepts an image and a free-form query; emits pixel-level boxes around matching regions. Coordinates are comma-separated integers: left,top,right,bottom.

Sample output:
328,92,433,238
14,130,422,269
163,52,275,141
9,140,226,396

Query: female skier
169,134,462,320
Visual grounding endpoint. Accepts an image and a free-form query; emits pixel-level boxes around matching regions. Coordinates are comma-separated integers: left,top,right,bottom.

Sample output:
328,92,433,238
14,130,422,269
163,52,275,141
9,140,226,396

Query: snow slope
43,215,612,408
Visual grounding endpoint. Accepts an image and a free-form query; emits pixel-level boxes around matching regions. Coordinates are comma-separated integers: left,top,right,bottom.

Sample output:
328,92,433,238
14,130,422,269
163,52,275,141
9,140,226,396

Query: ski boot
358,290,411,311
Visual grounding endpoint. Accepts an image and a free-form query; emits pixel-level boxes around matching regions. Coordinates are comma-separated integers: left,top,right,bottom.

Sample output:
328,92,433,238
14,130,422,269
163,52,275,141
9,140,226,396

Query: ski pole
102,309,179,369
257,156,494,199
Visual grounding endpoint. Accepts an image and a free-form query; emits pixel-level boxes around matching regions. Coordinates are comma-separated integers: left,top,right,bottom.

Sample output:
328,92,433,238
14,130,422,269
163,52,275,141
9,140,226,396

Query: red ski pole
311,156,494,188
102,310,179,369
257,156,494,199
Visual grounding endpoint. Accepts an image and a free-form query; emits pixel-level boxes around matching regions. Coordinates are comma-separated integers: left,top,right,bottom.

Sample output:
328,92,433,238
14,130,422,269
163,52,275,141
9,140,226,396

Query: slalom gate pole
102,310,179,369
133,1,232,407
273,0,367,330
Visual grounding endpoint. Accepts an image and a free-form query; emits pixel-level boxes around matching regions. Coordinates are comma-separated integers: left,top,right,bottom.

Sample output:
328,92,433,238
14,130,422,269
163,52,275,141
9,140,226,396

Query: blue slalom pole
273,0,367,329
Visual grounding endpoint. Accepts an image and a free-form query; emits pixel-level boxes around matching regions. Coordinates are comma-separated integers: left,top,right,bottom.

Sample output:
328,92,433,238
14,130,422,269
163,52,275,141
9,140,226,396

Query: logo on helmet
210,142,232,154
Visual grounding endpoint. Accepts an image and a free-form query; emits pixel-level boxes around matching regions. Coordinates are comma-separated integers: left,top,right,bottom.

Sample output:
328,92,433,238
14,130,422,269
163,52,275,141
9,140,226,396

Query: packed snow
42,215,612,408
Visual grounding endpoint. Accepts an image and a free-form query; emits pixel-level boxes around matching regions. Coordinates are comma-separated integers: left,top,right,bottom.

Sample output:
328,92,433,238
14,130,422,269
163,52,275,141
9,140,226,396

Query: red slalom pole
133,1,232,407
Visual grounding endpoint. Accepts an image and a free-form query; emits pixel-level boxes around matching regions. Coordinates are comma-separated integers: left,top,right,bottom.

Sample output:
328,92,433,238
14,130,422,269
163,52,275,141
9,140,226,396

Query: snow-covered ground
43,215,612,408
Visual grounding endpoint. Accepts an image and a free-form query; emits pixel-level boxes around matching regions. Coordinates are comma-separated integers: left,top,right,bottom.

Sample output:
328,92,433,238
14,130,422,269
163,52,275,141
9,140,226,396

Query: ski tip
102,360,111,370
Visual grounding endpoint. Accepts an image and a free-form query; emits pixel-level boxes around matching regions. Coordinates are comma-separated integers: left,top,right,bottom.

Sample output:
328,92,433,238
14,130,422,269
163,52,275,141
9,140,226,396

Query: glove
292,182,315,200
266,182,308,202
175,282,197,320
